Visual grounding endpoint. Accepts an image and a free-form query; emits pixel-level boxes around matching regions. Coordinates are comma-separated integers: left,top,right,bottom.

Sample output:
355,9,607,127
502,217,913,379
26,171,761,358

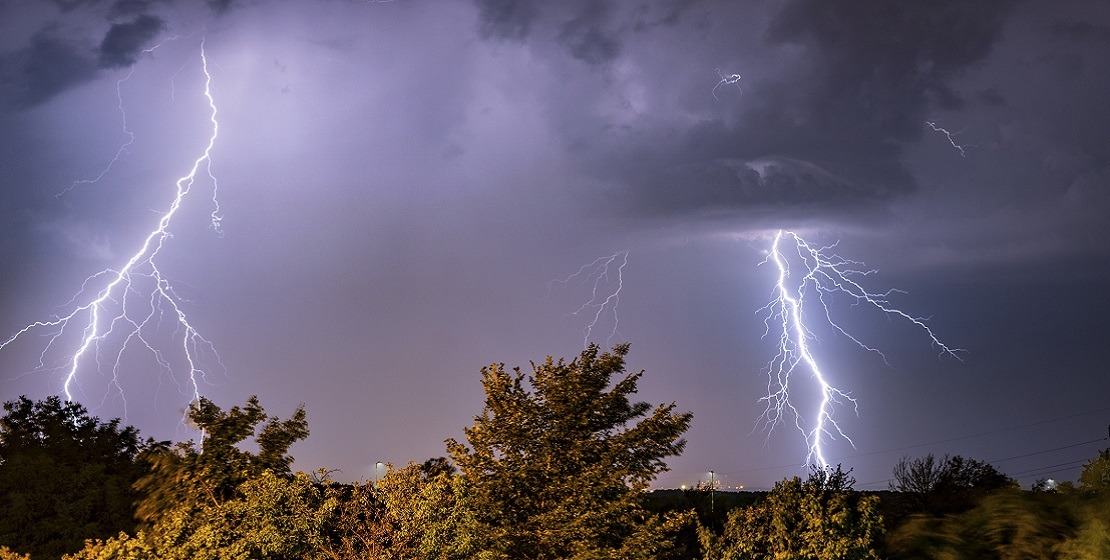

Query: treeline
1,344,1107,559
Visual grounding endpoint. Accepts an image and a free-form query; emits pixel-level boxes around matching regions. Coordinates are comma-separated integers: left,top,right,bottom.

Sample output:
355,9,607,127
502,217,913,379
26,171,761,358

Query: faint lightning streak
56,70,136,197
1,41,222,413
549,251,628,349
713,69,742,99
56,36,183,197
925,121,973,157
758,230,961,468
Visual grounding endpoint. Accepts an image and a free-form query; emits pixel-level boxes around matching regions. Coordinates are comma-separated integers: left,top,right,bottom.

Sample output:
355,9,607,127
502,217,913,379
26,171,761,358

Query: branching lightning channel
758,230,961,468
713,69,742,99
925,121,973,157
549,251,628,349
1,41,223,413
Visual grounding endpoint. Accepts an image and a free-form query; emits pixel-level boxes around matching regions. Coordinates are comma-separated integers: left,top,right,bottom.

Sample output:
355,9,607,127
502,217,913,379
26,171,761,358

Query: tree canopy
700,466,884,560
889,453,1015,516
133,396,308,527
446,343,693,559
0,397,153,560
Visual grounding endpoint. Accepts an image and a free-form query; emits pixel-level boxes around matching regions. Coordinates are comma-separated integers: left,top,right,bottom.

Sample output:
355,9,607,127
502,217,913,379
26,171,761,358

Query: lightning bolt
758,230,961,468
549,251,628,349
713,69,742,99
925,121,973,157
1,40,223,416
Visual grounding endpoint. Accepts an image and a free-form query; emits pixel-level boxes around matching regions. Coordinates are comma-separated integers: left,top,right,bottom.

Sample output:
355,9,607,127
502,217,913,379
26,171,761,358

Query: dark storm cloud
597,0,1017,221
0,32,97,108
108,0,164,19
765,0,1015,115
98,14,165,68
556,3,621,65
1052,18,1110,42
474,0,536,40
475,0,626,65
51,0,100,11
205,0,234,15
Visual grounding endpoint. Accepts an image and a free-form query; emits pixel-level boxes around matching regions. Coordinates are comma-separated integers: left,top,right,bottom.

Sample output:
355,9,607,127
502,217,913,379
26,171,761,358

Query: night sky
2,0,1109,491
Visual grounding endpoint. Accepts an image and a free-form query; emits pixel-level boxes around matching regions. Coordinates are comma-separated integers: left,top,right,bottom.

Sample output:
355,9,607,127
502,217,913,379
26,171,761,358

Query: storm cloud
98,14,165,68
2,0,1109,492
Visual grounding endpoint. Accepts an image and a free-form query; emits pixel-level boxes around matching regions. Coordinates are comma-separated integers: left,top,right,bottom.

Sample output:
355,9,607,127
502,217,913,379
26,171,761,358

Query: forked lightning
1,41,223,414
759,230,960,467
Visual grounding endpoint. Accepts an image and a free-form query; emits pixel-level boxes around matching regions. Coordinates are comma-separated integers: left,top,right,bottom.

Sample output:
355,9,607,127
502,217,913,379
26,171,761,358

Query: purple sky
2,0,1109,490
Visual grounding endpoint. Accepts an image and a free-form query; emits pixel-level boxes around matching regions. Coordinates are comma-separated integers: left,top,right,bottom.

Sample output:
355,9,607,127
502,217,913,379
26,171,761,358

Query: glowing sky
2,0,1109,490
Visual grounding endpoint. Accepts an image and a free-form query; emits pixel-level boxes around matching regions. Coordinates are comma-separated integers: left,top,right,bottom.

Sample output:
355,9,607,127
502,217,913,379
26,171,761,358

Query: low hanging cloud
98,14,165,68
0,0,231,108
469,0,1018,223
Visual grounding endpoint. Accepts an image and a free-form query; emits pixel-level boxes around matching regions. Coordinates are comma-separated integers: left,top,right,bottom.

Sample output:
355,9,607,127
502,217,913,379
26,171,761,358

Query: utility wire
719,405,1110,476
989,437,1106,463
1008,459,1090,478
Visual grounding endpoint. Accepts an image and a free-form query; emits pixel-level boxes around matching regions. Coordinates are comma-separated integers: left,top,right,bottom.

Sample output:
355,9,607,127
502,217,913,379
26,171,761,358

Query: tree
700,466,883,560
887,490,1110,560
69,471,334,560
445,343,693,560
321,461,476,560
70,397,321,560
0,396,154,559
1077,448,1110,492
134,396,308,527
889,453,1015,515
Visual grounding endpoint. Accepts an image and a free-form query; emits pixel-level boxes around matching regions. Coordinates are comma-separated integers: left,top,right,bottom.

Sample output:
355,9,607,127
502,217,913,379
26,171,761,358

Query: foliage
700,466,884,560
445,343,693,560
66,397,324,560
887,490,1110,560
0,396,154,560
133,396,308,527
322,461,475,560
67,471,334,560
0,547,30,560
1077,448,1110,492
889,453,1015,515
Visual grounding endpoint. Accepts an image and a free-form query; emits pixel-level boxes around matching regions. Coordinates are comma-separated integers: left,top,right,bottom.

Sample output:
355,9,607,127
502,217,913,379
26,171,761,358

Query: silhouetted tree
446,343,693,560
0,396,155,559
889,453,1014,515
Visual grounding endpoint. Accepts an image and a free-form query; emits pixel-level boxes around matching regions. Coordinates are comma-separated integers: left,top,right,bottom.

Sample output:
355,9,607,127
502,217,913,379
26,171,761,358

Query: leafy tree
69,397,321,560
321,461,476,560
700,466,883,560
887,490,1110,560
68,471,334,560
134,396,308,527
0,547,30,560
445,343,693,560
1077,448,1110,492
0,396,154,559
889,453,1015,515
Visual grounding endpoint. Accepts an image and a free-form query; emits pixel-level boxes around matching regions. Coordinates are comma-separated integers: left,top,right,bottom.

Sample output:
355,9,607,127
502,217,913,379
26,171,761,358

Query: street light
374,461,384,484
709,470,715,514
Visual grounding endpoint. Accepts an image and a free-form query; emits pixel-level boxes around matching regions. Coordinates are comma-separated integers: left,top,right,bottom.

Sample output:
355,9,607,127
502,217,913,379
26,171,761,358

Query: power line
988,437,1106,463
719,405,1110,477
1007,458,1090,479
829,406,1110,462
